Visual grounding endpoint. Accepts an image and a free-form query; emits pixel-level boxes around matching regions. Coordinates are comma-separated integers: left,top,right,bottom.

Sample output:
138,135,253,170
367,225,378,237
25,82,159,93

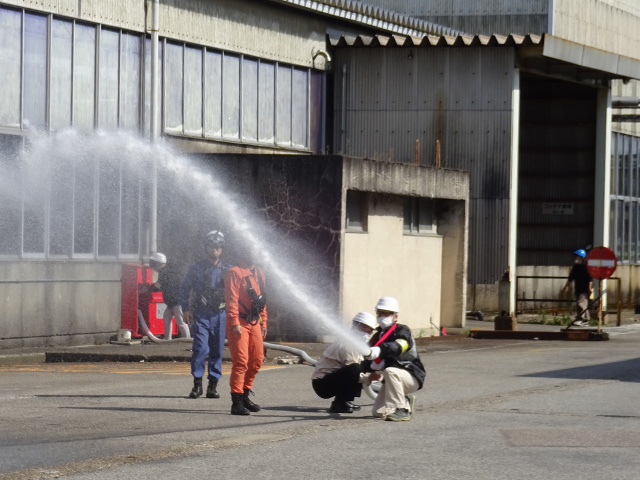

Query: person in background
148,252,189,340
363,296,426,422
311,312,377,413
180,231,230,399
560,248,593,326
224,242,267,416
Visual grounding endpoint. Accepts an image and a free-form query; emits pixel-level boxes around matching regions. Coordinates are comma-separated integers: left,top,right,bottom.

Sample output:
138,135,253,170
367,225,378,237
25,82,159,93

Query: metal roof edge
264,0,467,37
542,34,640,81
328,32,544,49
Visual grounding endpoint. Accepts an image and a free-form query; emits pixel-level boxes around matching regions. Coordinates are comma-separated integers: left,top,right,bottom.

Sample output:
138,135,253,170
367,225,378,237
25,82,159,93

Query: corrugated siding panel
469,199,510,284
334,46,514,282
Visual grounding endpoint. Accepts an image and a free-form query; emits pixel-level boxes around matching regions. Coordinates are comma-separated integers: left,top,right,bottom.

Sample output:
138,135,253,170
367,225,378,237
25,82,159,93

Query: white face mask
377,315,395,330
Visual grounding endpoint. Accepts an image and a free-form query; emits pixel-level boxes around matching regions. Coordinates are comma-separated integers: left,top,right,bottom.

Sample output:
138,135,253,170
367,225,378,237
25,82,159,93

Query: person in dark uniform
560,248,593,326
149,252,189,340
363,296,426,422
179,231,230,399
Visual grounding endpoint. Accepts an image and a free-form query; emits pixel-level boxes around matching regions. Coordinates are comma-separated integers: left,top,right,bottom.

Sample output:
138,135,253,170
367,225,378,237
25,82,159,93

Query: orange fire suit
224,263,267,394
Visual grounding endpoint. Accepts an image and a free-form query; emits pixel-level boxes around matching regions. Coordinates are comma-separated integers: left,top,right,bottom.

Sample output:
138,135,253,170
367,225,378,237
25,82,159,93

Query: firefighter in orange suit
224,247,267,416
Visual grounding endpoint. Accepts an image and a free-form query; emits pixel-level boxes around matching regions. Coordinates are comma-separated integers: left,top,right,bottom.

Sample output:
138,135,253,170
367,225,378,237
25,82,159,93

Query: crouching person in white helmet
363,296,426,421
311,312,377,414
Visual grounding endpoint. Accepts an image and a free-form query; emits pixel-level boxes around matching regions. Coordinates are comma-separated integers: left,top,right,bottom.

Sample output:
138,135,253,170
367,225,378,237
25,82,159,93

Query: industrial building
1,0,639,347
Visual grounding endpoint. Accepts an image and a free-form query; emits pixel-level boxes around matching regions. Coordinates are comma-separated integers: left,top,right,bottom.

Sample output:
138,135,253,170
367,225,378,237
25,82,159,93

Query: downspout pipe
150,0,160,253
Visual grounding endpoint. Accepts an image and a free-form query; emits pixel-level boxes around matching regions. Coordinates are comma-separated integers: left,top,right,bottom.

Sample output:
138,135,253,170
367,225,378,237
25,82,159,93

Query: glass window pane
22,158,46,254
222,54,240,139
276,65,292,145
23,13,48,130
242,57,258,142
258,61,275,143
0,134,23,255
98,160,120,256
403,197,412,233
418,198,434,233
184,46,202,136
309,70,323,153
291,68,308,148
143,38,162,138
164,42,183,133
73,23,96,131
630,137,640,197
74,156,95,254
204,50,222,137
50,19,72,131
346,190,366,231
120,32,141,130
631,202,638,264
98,28,119,130
120,168,139,254
0,8,22,128
49,156,73,256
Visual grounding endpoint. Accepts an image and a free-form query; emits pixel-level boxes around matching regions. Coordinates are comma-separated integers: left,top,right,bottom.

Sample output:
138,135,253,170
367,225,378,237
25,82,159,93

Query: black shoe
386,408,411,422
206,379,220,399
243,389,261,412
346,401,361,411
329,400,353,413
189,378,203,399
231,392,250,416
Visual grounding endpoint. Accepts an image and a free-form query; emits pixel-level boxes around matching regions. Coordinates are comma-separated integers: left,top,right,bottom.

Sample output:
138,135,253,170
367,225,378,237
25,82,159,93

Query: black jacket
363,323,426,389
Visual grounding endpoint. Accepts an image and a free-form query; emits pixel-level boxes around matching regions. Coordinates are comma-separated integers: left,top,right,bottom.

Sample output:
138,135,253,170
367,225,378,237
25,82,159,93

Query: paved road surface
1,324,639,480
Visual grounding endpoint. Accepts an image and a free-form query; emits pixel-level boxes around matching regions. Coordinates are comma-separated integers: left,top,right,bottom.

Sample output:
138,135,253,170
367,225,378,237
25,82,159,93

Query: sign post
585,247,618,333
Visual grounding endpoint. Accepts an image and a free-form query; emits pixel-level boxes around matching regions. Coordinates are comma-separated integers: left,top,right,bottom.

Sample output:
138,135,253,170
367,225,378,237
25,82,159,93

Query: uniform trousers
227,321,264,394
190,311,226,381
163,305,190,340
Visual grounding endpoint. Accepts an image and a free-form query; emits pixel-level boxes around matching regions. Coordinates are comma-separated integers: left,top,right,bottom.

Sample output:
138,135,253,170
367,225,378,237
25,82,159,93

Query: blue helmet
574,249,587,258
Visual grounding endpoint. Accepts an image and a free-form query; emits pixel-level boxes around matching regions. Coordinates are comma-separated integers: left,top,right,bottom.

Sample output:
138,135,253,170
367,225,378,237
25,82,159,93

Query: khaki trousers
372,367,419,418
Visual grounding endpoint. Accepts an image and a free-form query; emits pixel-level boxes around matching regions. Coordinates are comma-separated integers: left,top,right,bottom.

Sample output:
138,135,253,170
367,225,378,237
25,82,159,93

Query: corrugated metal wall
517,74,597,266
360,0,549,35
333,46,514,284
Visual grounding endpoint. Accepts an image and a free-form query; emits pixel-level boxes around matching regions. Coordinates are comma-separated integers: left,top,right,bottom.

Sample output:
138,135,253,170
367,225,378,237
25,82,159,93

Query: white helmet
375,296,399,313
352,312,377,329
149,252,167,264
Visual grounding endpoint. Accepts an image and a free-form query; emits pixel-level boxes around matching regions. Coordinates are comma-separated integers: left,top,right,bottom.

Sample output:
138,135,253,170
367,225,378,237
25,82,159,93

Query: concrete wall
0,262,121,349
340,157,469,333
552,0,640,62
342,194,443,335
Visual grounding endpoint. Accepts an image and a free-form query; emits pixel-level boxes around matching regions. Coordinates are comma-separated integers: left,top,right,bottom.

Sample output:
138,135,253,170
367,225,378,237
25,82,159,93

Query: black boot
243,389,261,412
189,377,203,399
329,400,353,413
206,378,220,399
231,392,250,415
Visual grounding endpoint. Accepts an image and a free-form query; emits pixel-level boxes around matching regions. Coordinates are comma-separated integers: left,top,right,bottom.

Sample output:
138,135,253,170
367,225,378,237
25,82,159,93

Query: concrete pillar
506,68,521,317
594,87,612,306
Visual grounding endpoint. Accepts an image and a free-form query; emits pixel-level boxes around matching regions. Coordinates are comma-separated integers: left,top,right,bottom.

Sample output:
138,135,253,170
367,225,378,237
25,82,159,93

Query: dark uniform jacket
363,323,426,389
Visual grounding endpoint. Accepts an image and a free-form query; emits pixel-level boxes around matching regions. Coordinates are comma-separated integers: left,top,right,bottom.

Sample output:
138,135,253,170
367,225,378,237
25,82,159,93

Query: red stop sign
585,247,617,279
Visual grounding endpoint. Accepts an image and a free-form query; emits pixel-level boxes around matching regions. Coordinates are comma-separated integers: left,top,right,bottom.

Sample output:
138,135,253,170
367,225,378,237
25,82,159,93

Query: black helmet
204,230,225,249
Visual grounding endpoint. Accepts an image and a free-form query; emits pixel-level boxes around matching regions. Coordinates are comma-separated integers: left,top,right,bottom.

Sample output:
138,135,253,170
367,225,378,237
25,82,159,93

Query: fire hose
137,310,379,399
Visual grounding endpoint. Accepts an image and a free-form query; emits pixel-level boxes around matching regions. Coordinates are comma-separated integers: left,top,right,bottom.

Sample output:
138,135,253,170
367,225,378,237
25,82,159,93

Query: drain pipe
149,0,160,252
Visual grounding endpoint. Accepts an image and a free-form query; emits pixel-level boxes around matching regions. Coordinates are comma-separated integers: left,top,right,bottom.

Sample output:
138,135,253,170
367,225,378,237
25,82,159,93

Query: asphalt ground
2,318,640,480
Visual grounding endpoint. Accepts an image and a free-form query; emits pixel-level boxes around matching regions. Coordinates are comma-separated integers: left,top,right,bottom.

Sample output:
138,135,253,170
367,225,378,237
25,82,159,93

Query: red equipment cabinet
121,263,177,338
